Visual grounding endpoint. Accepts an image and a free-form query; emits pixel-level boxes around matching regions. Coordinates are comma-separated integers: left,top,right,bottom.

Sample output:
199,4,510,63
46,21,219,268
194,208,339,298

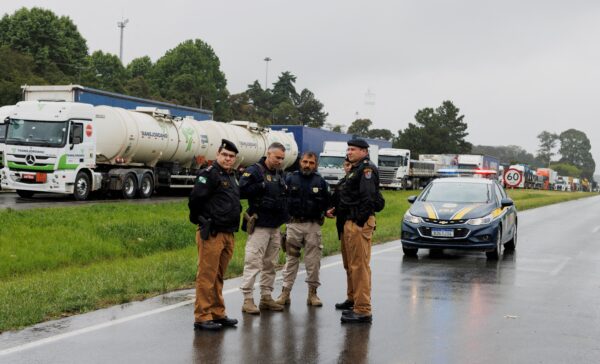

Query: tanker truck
0,101,298,200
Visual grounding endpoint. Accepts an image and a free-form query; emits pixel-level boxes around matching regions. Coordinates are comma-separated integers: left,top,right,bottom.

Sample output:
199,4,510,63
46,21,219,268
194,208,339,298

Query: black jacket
337,157,380,227
285,170,330,220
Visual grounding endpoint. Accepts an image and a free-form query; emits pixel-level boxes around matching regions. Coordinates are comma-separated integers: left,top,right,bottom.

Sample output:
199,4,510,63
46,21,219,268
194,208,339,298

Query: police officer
336,138,382,323
275,151,330,307
188,139,241,331
239,142,288,314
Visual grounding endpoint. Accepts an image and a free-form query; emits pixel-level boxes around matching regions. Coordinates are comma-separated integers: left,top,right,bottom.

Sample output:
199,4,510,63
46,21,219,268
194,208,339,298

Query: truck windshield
379,155,403,167
0,123,6,142
320,156,345,168
5,119,68,147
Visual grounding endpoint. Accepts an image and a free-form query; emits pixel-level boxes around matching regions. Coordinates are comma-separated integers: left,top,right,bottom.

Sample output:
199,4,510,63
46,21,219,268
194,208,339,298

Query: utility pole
117,18,129,63
264,57,272,90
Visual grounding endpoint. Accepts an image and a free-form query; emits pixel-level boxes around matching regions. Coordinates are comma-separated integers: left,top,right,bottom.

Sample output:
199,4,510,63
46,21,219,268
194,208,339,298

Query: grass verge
0,189,596,332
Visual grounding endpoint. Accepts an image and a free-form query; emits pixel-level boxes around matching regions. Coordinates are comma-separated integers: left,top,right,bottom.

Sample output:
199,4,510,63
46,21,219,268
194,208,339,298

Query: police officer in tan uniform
188,139,241,331
275,151,329,307
239,142,288,314
335,139,383,323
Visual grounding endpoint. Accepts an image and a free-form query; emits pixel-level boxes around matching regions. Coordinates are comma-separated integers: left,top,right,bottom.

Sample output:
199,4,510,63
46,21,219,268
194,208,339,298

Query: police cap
347,138,369,149
220,139,239,154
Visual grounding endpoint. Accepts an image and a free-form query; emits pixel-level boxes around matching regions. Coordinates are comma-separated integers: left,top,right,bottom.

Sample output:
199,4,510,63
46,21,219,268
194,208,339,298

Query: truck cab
378,148,410,189
318,141,379,186
1,101,97,199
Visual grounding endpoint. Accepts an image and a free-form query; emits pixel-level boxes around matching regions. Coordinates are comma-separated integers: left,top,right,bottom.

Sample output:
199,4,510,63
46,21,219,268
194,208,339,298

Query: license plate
21,174,35,181
431,228,454,237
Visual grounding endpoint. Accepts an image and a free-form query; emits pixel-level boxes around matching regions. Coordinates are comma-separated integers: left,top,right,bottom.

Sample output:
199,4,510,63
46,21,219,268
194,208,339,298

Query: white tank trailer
1,101,298,200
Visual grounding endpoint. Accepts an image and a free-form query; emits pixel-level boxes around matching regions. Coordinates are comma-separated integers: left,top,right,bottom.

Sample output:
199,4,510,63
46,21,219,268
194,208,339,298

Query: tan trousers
340,230,353,301
240,227,281,298
281,222,322,290
194,231,234,322
344,216,376,315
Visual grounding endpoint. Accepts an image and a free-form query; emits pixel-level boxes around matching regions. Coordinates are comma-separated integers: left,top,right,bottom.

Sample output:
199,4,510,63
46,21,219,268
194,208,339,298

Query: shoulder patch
364,168,372,179
197,176,207,184
242,172,251,177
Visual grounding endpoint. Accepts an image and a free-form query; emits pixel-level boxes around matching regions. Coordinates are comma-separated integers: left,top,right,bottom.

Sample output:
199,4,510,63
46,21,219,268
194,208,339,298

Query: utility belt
289,216,319,224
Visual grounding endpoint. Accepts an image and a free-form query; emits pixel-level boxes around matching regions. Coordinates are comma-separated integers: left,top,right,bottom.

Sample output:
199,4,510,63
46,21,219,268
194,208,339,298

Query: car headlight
403,211,423,224
466,213,494,226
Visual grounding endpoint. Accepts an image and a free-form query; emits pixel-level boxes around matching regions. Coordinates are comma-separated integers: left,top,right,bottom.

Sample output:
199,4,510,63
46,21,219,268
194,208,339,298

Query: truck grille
379,169,397,184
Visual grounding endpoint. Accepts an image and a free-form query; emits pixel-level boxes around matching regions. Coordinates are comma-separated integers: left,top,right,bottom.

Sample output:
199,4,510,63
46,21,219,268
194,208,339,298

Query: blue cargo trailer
21,85,213,120
269,125,391,155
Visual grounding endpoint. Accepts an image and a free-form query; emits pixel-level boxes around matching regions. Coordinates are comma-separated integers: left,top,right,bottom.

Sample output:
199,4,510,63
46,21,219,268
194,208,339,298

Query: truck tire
122,173,138,199
138,173,154,199
16,190,35,198
73,172,91,201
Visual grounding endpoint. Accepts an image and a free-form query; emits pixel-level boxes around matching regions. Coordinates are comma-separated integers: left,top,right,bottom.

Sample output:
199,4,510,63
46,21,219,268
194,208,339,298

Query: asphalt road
1,196,600,363
0,191,187,210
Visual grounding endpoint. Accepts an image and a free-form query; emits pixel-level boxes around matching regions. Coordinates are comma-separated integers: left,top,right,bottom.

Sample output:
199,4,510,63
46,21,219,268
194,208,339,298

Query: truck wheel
138,173,154,199
73,172,91,201
122,173,138,199
16,190,35,198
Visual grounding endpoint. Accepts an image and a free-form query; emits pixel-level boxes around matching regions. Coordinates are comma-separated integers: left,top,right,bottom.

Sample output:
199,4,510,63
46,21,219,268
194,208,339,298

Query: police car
400,177,517,259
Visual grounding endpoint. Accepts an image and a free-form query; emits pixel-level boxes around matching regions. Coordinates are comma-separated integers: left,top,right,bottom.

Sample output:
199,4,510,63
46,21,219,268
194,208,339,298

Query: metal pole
264,57,271,90
117,19,129,63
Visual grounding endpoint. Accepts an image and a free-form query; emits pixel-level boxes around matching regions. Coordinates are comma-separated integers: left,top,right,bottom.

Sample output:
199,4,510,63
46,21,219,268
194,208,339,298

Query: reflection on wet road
2,196,600,363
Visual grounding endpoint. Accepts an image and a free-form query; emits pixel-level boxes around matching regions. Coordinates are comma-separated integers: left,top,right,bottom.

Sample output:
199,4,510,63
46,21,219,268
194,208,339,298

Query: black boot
334,299,354,310
214,316,238,327
341,311,372,324
194,320,223,331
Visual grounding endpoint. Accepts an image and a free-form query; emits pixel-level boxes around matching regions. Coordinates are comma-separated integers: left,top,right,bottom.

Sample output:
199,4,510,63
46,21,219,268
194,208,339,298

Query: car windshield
379,155,403,167
319,156,345,168
420,182,491,203
5,119,67,147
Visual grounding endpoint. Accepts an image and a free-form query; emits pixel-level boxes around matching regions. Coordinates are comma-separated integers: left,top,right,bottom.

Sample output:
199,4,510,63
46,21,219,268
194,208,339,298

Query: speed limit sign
504,168,522,187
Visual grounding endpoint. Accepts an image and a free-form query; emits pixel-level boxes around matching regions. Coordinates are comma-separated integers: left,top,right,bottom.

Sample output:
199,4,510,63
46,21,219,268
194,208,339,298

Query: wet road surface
0,191,186,210
2,196,600,363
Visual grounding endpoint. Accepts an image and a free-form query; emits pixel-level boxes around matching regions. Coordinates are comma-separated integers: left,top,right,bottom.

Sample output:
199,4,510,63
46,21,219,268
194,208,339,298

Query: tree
0,7,87,78
0,46,46,105
472,145,539,167
549,162,582,178
272,101,300,125
394,101,472,155
347,119,372,137
127,56,152,78
558,129,595,179
150,39,229,120
536,131,559,167
295,89,327,128
271,71,298,104
368,129,393,141
81,51,128,93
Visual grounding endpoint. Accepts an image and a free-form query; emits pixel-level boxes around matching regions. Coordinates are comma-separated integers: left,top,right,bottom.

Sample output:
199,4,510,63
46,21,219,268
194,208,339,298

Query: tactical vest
287,171,326,220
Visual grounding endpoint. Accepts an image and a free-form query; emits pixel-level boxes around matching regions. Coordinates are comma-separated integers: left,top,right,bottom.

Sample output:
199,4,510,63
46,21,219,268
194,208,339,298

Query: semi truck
318,141,379,185
0,101,297,200
22,85,212,121
536,168,558,190
378,148,437,189
457,154,500,172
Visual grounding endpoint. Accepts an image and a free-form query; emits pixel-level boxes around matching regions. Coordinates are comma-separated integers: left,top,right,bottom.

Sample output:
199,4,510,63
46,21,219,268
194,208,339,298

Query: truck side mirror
407,195,417,204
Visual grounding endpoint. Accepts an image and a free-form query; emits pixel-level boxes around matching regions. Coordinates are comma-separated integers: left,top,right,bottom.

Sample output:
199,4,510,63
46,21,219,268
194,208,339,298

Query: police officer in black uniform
336,138,383,323
188,139,241,331
239,142,289,314
275,151,330,307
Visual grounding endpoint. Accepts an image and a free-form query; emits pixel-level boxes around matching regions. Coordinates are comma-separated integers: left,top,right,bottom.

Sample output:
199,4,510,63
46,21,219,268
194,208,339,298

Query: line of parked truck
0,85,593,201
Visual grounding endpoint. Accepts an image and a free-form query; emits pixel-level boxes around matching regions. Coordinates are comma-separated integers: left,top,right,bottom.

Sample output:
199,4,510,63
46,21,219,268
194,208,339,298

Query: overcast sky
4,0,600,172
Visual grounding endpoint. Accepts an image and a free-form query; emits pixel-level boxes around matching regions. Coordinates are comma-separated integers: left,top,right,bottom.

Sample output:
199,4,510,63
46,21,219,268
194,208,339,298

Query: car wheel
504,226,517,251
121,173,138,199
486,228,502,260
16,189,35,198
403,246,418,256
137,173,154,199
73,172,91,201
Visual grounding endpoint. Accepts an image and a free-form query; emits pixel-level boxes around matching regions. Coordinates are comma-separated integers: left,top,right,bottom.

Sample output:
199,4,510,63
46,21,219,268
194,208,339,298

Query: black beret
347,138,369,149
220,139,239,154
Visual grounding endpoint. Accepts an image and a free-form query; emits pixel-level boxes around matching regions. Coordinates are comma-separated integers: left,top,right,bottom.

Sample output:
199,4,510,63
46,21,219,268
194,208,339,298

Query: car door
495,181,516,241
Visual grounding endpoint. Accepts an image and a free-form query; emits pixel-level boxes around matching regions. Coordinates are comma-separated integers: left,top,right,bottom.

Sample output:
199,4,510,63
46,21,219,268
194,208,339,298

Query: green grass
0,189,596,332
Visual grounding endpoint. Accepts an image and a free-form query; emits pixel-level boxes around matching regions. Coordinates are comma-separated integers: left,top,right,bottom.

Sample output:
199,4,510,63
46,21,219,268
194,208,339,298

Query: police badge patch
312,187,319,193
364,168,372,179
197,176,207,184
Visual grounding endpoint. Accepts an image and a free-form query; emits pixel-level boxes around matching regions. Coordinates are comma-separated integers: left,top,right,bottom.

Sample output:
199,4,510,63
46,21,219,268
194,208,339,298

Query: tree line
0,7,595,179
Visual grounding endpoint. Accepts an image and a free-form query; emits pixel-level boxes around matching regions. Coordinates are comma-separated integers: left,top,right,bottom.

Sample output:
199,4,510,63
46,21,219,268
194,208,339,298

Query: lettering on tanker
141,131,168,139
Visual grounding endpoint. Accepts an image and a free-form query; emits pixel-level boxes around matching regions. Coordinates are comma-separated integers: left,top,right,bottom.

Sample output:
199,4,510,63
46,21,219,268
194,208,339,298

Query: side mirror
407,195,417,204
501,198,514,208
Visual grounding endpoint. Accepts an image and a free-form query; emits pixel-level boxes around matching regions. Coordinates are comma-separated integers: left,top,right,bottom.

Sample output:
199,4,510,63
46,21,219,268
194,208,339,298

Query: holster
198,216,211,241
243,212,258,235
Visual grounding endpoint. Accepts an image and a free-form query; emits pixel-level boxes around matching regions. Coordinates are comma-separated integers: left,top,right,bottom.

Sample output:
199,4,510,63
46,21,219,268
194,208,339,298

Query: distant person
188,139,241,331
239,142,289,314
335,139,383,324
275,152,330,307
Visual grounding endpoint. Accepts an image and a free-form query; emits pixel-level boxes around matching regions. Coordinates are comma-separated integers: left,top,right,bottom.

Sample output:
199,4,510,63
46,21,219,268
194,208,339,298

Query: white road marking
550,257,571,276
0,245,400,356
